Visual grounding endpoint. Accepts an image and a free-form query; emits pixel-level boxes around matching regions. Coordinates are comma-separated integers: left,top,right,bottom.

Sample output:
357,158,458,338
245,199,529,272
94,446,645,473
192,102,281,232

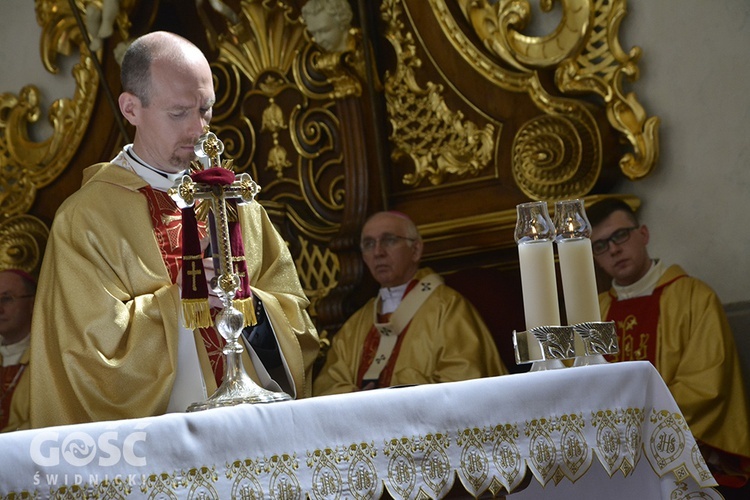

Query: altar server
589,198,750,491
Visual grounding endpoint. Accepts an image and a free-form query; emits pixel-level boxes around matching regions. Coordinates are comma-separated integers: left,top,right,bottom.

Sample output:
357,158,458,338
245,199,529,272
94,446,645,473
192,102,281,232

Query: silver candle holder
513,200,619,369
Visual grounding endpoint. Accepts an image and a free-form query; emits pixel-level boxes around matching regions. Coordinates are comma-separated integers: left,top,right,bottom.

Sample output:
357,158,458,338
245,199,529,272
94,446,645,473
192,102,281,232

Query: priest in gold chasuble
314,212,506,396
26,32,318,428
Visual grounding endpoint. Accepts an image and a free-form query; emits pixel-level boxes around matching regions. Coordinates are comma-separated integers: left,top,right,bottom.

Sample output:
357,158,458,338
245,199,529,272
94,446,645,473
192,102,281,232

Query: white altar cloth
0,361,719,498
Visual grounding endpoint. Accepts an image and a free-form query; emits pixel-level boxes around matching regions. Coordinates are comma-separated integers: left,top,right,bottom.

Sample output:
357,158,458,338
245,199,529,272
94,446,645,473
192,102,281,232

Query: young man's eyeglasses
360,234,416,253
591,226,640,255
0,294,35,308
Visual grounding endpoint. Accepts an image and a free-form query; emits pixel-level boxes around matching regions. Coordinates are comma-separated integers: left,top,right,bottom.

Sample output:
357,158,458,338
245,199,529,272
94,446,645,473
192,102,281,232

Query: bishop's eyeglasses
0,294,35,308
360,234,416,253
591,226,640,255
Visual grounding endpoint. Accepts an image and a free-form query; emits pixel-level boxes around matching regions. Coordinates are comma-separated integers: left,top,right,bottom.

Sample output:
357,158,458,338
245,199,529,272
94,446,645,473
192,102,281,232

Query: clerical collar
0,333,30,367
111,145,186,192
613,259,666,300
378,282,409,315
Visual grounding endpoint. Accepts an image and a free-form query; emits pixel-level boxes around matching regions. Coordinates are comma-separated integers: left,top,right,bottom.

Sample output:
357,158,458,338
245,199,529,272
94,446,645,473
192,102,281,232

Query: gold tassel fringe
235,297,257,327
182,299,212,329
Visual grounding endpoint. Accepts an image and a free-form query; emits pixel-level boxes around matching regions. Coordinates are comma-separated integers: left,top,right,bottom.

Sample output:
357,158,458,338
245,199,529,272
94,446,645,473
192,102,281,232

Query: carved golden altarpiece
1,0,658,361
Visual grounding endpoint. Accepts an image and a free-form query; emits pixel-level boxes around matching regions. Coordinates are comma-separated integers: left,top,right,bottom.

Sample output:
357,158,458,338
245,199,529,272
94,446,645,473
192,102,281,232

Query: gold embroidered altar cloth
0,362,719,499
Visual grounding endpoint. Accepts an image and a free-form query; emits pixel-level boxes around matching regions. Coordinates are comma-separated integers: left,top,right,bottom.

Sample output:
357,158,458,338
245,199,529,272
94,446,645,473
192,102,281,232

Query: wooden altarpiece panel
0,0,658,360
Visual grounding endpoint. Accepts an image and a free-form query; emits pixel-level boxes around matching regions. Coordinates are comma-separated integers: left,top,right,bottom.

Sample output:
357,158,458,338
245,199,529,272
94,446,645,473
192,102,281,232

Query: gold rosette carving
0,214,49,274
452,0,659,184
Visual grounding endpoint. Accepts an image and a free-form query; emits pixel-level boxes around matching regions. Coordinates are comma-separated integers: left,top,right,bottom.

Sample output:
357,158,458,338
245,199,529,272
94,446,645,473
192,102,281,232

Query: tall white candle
518,240,561,329
557,237,601,324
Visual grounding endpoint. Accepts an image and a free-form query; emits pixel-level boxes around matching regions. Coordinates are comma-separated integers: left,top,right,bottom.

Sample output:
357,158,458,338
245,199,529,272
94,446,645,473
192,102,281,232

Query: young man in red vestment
588,198,750,496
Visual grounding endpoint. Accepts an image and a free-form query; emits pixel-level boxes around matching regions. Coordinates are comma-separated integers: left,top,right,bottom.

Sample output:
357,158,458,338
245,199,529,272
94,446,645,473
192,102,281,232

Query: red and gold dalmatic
600,264,750,485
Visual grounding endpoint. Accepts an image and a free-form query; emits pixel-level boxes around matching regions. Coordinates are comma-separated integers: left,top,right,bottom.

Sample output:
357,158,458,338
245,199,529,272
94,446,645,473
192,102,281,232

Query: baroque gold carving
294,235,339,320
0,0,112,218
512,113,600,199
290,23,367,102
453,0,659,181
382,0,496,187
555,0,659,179
419,0,605,199
210,1,352,324
0,215,49,275
460,0,591,71
261,97,292,177
218,1,305,83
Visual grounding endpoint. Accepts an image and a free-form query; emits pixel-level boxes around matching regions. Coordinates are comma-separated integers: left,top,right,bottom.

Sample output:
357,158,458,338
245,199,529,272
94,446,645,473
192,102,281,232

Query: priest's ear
118,91,142,126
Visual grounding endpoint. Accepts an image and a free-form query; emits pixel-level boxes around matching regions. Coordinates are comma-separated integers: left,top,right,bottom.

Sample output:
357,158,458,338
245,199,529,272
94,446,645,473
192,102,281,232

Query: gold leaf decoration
0,214,49,275
382,0,496,187
1,0,99,217
450,0,659,181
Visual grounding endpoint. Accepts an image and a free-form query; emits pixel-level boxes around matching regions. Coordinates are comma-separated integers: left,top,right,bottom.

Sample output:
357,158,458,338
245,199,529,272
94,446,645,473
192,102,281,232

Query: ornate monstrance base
187,346,291,412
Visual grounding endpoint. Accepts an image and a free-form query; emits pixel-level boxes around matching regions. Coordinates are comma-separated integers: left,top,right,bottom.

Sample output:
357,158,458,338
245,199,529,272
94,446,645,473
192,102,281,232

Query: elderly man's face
0,272,35,344
360,214,422,288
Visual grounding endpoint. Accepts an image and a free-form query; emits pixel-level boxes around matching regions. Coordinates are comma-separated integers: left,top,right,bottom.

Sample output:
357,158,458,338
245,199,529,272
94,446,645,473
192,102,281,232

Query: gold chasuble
28,163,319,428
314,268,506,396
139,186,226,388
600,264,750,484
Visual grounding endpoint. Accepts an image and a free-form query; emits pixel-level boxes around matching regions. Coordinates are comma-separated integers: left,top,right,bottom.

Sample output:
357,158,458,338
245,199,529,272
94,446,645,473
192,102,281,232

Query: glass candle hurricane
515,201,564,371
553,199,607,366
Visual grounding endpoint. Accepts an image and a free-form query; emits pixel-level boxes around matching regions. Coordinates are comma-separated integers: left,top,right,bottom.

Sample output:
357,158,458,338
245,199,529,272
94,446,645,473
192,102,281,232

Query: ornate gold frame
1,0,101,219
381,0,658,200
0,0,659,325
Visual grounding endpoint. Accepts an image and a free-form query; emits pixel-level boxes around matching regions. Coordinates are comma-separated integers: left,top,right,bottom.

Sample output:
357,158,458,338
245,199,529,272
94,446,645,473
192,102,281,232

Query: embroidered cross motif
230,257,247,280
375,354,387,364
421,283,432,292
380,327,393,336
186,259,202,291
